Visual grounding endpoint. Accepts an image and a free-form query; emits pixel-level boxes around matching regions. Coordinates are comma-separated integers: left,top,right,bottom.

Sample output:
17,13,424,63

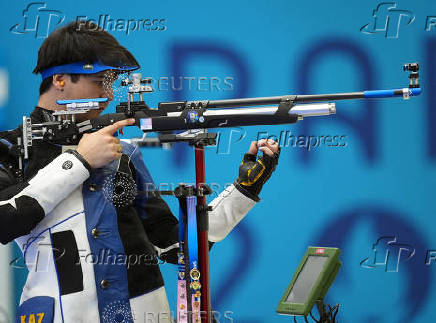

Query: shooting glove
234,147,280,201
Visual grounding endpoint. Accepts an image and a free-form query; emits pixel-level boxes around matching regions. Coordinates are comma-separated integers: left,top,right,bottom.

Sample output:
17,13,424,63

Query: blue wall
0,1,435,322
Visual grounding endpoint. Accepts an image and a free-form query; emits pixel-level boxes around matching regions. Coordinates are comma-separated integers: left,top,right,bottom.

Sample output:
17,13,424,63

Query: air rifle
15,62,420,176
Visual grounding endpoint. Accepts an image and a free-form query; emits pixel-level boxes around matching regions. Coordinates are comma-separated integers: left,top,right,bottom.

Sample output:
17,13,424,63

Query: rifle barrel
206,87,421,108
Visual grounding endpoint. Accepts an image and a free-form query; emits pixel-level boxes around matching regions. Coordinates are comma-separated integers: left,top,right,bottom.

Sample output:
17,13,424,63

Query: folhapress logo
360,236,415,272
10,2,167,38
9,2,65,39
360,2,415,38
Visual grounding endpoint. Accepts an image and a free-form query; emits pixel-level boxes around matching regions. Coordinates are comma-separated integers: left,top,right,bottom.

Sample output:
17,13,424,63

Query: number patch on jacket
16,296,54,323
20,313,45,323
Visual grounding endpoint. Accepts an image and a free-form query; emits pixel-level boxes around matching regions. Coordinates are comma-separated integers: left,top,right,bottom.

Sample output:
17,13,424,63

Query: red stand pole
195,144,211,323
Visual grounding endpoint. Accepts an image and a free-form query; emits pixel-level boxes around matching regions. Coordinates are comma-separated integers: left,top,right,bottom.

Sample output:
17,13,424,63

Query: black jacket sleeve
138,195,180,264
0,166,44,245
137,194,216,264
0,151,91,245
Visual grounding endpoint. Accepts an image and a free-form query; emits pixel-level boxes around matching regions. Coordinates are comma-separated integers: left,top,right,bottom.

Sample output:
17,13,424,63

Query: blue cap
40,61,139,80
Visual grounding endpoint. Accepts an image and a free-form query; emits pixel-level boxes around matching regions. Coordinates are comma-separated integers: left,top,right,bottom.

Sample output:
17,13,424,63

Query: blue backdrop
0,1,435,322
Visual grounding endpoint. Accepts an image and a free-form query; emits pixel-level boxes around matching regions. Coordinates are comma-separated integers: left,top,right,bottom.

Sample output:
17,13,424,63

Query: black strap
65,149,92,173
117,154,132,175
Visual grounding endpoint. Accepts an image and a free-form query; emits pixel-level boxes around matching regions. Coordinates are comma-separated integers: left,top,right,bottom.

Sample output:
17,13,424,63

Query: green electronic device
276,247,342,318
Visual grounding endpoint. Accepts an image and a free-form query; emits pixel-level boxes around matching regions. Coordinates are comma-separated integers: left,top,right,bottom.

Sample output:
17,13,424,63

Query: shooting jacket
0,107,256,323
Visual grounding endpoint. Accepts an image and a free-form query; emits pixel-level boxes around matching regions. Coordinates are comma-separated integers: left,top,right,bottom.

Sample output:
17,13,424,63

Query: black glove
234,147,280,201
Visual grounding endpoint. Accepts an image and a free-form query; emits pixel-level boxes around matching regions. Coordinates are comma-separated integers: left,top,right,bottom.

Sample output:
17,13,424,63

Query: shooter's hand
234,139,280,201
76,119,135,169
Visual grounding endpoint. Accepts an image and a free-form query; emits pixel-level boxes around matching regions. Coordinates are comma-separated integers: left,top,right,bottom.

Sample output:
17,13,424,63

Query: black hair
33,21,139,95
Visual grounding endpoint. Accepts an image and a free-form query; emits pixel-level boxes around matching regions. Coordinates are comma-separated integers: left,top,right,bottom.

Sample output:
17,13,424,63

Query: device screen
286,256,327,304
